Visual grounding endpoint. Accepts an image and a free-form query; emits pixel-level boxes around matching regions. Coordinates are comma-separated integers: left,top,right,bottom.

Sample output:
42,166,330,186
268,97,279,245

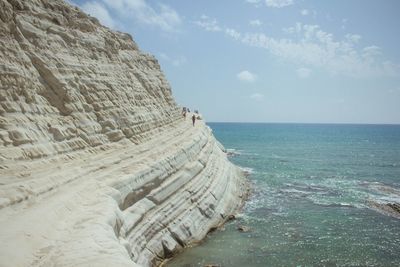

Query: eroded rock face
0,1,247,266
0,0,178,161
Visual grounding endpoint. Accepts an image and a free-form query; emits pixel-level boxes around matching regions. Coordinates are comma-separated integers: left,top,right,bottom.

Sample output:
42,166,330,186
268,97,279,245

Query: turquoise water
167,123,400,267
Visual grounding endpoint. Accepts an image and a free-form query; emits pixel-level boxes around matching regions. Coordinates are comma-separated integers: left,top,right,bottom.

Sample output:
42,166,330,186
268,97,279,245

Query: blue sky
70,0,400,124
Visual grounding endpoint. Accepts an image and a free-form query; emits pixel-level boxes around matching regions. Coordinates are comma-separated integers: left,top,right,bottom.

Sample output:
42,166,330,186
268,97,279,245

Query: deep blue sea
167,123,400,267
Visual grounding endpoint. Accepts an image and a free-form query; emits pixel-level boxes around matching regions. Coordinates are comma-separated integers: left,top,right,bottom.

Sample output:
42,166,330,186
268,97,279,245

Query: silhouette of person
192,114,196,126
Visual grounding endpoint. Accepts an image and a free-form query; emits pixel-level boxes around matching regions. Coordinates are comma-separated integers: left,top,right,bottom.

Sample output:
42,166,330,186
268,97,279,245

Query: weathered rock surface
368,201,400,220
0,0,247,266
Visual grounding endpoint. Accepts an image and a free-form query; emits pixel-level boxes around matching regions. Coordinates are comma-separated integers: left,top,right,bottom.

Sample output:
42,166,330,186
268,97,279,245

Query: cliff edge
0,0,247,266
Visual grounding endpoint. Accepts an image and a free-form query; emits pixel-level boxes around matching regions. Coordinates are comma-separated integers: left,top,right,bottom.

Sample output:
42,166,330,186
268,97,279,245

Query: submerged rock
227,214,236,221
368,201,400,219
237,225,251,232
387,203,400,213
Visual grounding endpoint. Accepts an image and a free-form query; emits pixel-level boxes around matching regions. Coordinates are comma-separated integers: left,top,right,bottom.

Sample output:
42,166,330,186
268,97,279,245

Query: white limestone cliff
0,0,248,266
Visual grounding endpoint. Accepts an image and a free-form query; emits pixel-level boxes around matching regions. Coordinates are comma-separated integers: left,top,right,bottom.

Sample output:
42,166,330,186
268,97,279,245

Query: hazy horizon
207,121,400,125
71,0,400,124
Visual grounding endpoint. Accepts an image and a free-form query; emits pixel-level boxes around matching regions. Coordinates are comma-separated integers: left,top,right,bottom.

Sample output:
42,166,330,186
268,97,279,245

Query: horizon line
207,121,400,126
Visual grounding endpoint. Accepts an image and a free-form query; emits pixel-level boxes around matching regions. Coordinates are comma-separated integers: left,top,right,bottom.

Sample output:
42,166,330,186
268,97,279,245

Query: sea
167,123,400,267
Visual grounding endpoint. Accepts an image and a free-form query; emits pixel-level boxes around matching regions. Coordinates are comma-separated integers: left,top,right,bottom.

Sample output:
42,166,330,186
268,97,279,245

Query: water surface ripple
167,123,400,267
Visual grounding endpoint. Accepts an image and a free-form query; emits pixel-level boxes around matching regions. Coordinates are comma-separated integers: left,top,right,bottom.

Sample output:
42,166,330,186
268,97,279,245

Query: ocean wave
241,151,259,156
280,179,371,209
288,178,400,211
279,188,313,197
307,198,360,208
239,166,255,175
284,182,332,192
361,181,400,196
281,182,339,197
226,149,259,157
226,148,241,157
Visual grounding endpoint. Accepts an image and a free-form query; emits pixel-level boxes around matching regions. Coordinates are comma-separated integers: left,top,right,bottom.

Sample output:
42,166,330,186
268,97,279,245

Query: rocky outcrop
368,201,400,220
0,0,247,266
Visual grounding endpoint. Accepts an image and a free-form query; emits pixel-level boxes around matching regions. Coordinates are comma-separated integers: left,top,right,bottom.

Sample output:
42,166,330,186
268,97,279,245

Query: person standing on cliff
192,114,196,126
181,107,187,120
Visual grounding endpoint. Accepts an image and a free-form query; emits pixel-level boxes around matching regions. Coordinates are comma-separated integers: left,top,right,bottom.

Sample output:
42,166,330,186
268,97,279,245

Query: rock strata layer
0,0,247,266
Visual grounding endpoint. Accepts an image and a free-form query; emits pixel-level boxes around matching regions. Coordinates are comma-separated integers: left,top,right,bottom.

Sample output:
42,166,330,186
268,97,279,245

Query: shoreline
160,170,251,267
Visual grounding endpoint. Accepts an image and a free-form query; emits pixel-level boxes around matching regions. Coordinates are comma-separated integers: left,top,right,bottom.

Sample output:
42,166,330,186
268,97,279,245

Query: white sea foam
279,188,313,197
226,148,241,156
226,148,259,157
239,166,255,175
241,151,259,156
373,194,400,204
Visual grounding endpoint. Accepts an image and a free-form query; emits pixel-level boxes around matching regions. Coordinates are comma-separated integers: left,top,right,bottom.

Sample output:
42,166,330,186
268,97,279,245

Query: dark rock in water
387,203,400,213
207,226,218,234
226,149,240,157
237,225,250,232
368,201,400,219
227,214,236,221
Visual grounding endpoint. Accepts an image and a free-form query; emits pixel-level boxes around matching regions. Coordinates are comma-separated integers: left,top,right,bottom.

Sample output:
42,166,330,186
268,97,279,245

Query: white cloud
194,15,221,32
296,67,312,78
225,28,241,40
363,45,381,57
227,23,399,78
246,0,263,7
193,12,398,79
159,53,169,60
156,4,182,30
237,70,257,82
247,0,293,8
250,93,264,101
265,0,294,8
300,9,309,16
81,1,116,28
172,56,187,67
345,34,361,43
249,19,263,26
159,53,186,67
78,0,181,32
